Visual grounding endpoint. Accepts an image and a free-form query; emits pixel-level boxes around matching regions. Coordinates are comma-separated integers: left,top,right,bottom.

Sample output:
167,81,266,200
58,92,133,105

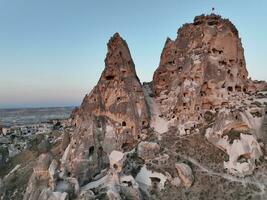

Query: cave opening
235,85,242,92
113,164,118,169
89,146,94,157
227,86,233,92
106,75,115,80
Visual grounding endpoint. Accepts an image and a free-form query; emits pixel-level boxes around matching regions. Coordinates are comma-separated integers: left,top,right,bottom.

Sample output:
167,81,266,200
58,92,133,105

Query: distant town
0,107,73,165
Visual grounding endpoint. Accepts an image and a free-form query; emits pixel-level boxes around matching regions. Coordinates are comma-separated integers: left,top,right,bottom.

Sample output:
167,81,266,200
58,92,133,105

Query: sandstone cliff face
153,14,249,125
65,33,150,185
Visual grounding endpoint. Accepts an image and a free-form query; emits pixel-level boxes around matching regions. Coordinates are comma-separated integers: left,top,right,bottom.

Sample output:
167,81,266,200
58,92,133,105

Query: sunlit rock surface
66,33,150,185
3,14,265,200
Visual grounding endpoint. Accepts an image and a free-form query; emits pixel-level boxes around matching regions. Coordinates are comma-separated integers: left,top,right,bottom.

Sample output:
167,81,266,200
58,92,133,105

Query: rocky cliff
151,14,264,177
65,33,150,185
19,14,267,200
153,14,248,124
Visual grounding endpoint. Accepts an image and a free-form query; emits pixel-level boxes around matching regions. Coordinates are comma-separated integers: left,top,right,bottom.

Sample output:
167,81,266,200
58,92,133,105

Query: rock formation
175,163,194,187
253,80,267,92
65,32,150,185
151,14,265,176
20,14,267,200
153,14,249,126
137,141,160,160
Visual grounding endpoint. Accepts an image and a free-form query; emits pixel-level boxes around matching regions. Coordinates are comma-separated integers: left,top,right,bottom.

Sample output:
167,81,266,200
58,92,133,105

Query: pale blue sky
0,0,266,108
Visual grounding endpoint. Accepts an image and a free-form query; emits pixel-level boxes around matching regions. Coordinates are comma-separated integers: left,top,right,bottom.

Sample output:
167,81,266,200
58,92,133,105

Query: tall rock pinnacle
153,14,249,123
66,33,149,185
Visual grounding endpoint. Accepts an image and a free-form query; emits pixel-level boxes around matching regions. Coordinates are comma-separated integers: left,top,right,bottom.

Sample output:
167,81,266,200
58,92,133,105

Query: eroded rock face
150,14,265,176
20,14,267,200
135,165,167,191
24,153,53,200
65,33,150,185
206,108,263,176
24,152,79,200
153,14,249,127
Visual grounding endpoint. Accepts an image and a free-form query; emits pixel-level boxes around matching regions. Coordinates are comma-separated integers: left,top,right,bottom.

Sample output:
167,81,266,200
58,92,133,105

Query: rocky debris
135,165,167,191
109,150,125,172
175,163,194,187
121,150,144,177
78,190,95,200
80,169,141,200
54,178,79,198
137,141,160,160
120,175,141,199
206,107,263,176
223,133,262,176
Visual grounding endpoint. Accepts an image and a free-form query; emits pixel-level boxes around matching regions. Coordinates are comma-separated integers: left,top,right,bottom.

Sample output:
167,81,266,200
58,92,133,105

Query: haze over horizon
0,0,266,109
